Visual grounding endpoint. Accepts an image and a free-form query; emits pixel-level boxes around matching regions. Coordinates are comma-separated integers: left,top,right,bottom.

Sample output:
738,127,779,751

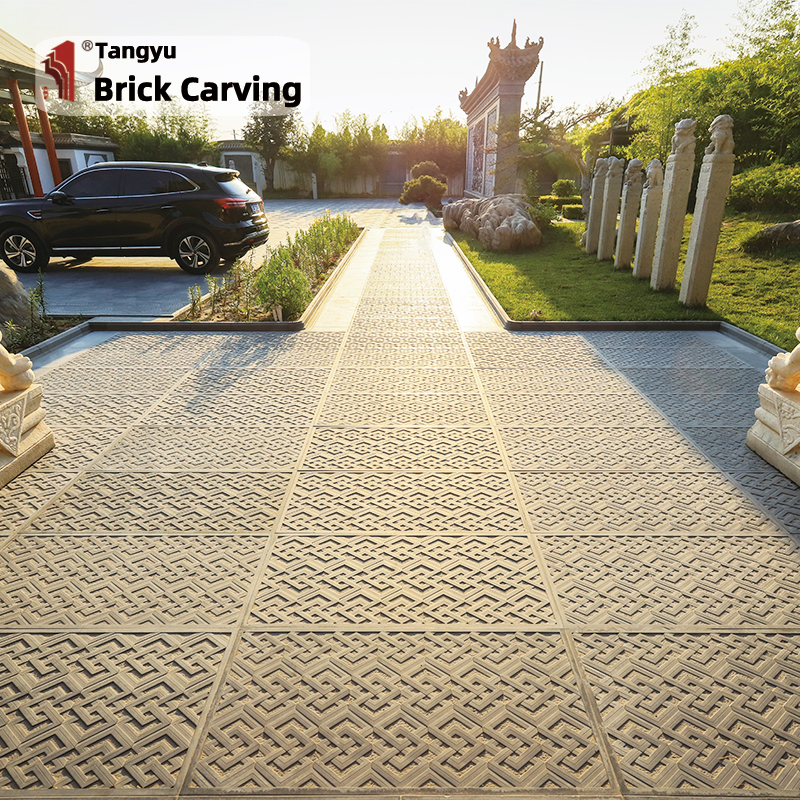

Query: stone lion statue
766,327,800,392
625,158,643,187
0,332,35,392
705,114,735,155
644,158,663,188
671,119,697,155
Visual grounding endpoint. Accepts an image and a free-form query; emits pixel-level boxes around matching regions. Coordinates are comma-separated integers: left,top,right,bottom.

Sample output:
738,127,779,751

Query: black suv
0,161,269,273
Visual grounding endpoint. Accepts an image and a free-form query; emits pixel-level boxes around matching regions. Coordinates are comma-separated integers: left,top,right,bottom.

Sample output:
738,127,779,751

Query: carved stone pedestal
746,384,800,486
0,384,54,488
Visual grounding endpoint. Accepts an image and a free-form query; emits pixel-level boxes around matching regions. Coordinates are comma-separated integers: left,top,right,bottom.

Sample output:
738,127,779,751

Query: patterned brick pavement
2,217,800,798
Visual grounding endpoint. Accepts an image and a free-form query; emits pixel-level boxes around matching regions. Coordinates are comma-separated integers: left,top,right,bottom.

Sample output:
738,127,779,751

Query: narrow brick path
2,222,800,798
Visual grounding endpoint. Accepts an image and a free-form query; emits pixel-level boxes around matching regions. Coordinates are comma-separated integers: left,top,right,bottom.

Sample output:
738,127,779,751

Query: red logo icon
43,41,75,101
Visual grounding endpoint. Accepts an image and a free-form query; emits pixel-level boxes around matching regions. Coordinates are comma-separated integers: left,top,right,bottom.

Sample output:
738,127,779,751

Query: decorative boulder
443,194,542,251
0,265,32,327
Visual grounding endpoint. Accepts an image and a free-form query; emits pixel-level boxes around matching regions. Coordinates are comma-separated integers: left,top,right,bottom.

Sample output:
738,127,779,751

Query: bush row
537,194,583,210
728,164,800,212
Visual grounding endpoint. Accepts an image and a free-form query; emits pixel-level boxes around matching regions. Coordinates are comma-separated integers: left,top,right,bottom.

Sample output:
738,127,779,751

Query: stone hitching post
679,115,736,306
747,327,800,486
614,158,643,269
0,332,54,488
584,158,609,254
651,119,697,290
632,159,663,279
597,157,624,261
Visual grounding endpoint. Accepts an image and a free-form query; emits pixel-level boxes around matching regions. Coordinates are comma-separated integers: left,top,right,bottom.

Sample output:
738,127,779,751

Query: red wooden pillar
35,84,61,187
8,77,44,196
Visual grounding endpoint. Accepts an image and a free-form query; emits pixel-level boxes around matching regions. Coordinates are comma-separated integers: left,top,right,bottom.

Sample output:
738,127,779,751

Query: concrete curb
446,233,786,353
300,228,368,328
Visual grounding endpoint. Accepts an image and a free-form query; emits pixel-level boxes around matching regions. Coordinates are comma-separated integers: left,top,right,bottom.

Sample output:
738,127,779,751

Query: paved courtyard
2,209,800,799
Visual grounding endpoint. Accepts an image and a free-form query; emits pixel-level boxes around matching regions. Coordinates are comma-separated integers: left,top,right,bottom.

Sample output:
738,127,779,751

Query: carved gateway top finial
705,114,735,155
486,24,543,81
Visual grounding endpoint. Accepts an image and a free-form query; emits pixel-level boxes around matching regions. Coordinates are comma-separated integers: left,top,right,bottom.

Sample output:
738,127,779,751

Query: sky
5,0,747,138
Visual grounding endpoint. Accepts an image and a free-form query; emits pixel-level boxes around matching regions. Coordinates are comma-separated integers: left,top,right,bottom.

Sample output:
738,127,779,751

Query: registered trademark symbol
82,40,93,51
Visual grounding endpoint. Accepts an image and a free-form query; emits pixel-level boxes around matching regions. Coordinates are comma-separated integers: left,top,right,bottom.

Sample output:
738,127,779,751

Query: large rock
443,194,542,251
759,219,800,246
0,265,32,327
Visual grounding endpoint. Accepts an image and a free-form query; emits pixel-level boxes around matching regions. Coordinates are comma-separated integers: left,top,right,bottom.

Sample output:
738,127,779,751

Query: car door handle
161,205,174,210
95,208,111,213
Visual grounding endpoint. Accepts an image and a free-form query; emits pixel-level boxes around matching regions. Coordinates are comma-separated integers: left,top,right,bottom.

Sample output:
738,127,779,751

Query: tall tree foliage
398,109,466,177
242,102,299,192
624,2,800,168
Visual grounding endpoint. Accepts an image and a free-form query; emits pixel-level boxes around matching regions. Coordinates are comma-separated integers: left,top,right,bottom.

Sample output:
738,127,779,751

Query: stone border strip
446,232,785,355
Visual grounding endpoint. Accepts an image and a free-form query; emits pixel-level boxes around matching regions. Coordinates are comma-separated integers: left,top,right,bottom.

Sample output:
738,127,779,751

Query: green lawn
454,211,800,350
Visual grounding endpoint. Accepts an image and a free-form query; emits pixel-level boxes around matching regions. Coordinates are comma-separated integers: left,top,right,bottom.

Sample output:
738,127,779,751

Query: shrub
255,247,312,320
728,164,800,212
399,174,448,209
551,179,578,197
561,204,585,220
537,194,583,210
530,201,558,230
411,160,446,182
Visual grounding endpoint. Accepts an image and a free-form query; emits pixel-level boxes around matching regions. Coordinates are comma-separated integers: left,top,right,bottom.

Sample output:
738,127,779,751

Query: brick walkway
2,217,800,798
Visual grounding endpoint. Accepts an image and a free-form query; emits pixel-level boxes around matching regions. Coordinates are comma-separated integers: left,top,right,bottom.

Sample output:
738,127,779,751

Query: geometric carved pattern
0,631,228,790
478,367,638,394
620,366,763,395
591,343,749,369
27,426,125,472
193,631,609,790
303,428,503,470
284,472,524,531
515,471,782,533
27,472,291,532
541,535,800,626
0,471,77,533
489,393,669,428
250,535,555,625
144,394,320,427
329,368,480,394
0,535,269,625
97,425,306,471
501,426,713,470
643,393,759,428
574,632,800,791
318,395,490,427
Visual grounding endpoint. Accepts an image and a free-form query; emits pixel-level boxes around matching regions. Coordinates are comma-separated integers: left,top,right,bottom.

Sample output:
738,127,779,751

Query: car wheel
0,228,49,272
173,230,219,273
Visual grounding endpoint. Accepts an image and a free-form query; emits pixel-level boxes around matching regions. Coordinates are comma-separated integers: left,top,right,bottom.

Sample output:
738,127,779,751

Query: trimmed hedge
538,194,583,210
561,204,584,220
728,164,800,212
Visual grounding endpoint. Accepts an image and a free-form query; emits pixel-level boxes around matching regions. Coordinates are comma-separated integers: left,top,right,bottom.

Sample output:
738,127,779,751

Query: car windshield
215,173,255,197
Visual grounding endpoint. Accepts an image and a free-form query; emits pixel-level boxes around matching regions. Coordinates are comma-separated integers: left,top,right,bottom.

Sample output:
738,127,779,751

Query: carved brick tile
191,631,608,790
283,472,523,532
250,535,555,626
515,471,782,533
541,534,800,626
0,631,228,791
27,472,291,532
574,632,800,791
0,534,268,625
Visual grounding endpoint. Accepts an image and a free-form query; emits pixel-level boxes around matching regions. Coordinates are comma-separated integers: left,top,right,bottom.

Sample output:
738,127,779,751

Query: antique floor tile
191,631,609,790
249,534,555,626
317,394,490,427
0,631,228,791
501,426,714,471
540,534,800,627
283,472,523,532
515,471,782,533
302,428,503,471
573,632,800,792
0,534,268,626
26,472,291,533
96,425,306,471
328,368,480,394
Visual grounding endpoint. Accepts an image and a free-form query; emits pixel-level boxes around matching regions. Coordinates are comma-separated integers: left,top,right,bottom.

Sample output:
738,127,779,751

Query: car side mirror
49,191,72,205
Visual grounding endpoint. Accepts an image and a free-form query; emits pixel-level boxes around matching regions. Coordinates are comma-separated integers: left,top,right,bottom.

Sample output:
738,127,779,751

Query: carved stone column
651,119,697,290
632,159,663,279
680,116,736,307
597,157,624,261
584,158,608,254
614,158,643,269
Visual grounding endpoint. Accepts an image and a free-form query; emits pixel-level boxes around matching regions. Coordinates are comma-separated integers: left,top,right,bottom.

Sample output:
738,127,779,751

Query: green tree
242,102,299,192
397,109,466,178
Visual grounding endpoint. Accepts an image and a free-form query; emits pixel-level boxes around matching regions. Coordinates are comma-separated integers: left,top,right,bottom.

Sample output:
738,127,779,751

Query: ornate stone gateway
459,22,543,197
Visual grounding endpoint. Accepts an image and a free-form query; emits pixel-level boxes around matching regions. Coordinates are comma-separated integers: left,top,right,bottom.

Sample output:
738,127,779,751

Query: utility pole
534,61,544,119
